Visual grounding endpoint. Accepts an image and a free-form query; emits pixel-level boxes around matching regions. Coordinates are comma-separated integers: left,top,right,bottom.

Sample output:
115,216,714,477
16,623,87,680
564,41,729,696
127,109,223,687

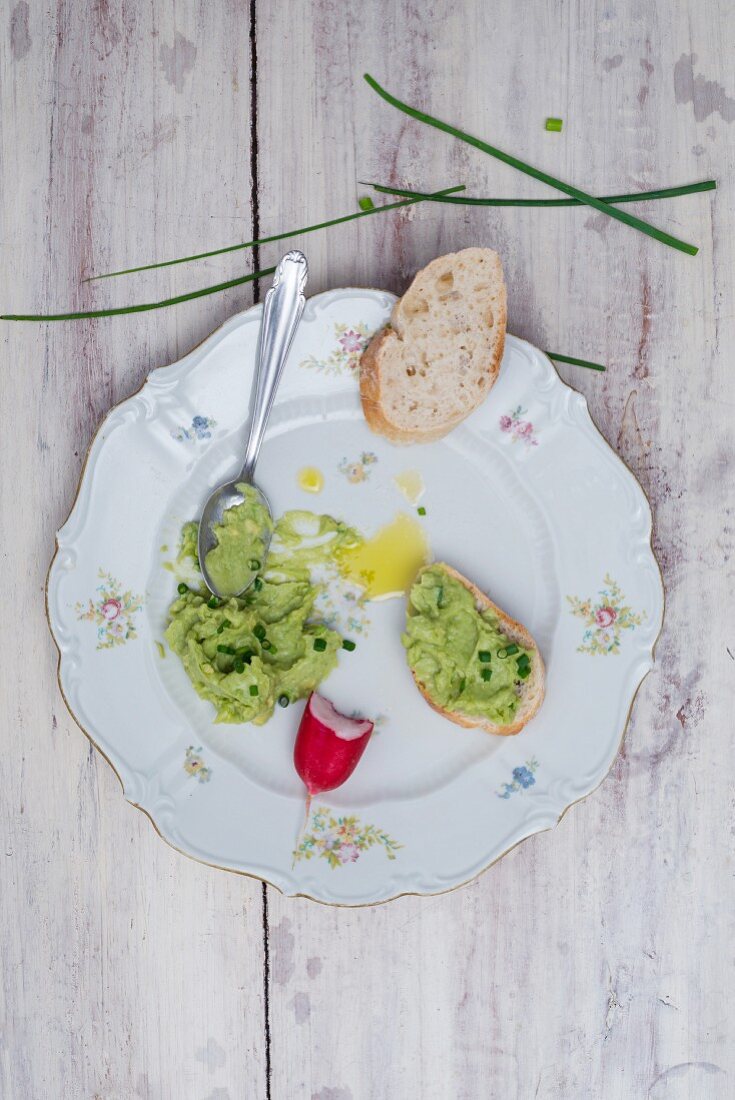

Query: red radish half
294,693,374,804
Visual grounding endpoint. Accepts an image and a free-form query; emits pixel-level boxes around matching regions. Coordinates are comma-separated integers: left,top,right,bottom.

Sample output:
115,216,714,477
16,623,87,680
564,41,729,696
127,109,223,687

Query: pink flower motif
101,598,121,621
499,415,512,432
337,844,360,864
339,330,365,353
595,606,617,629
516,421,534,438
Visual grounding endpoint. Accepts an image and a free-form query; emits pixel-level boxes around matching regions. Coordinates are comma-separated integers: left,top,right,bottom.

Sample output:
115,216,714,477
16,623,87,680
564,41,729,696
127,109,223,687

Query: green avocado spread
204,483,273,596
166,507,361,724
403,566,532,726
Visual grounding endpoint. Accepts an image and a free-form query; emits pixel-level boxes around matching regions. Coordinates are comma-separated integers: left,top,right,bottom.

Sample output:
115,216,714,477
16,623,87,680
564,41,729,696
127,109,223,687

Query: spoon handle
240,250,308,482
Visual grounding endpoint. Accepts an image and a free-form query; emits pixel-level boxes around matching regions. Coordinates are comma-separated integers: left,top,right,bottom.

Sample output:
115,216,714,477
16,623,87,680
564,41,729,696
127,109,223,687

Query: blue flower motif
512,765,536,789
496,758,540,799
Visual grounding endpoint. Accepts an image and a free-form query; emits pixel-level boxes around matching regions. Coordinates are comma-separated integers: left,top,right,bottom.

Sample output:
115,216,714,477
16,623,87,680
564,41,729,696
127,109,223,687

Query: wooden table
2,2,732,1097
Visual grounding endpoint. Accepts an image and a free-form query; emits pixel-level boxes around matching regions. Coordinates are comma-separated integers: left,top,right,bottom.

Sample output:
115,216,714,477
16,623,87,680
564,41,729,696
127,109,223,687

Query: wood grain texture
0,4,267,1099
2,0,733,1097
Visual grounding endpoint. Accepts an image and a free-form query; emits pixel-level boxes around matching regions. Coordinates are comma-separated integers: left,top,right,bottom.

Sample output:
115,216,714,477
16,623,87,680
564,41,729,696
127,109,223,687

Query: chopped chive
481,668,493,682
249,559,261,571
546,352,606,372
217,644,236,655
358,196,375,211
237,649,254,663
253,577,263,591
517,665,531,680
253,624,266,640
459,677,466,692
342,639,357,651
363,73,699,254
249,684,259,697
545,117,563,132
2,267,277,322
177,582,188,594
365,178,717,209
436,585,444,608
505,644,520,656
233,658,244,673
278,694,290,708
261,639,272,651
216,618,232,635
478,651,492,663
207,596,220,609
83,186,464,282
313,637,327,652
417,506,427,516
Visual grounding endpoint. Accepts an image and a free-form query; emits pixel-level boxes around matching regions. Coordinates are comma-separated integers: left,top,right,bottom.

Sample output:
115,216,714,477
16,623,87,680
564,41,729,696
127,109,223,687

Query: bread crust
360,248,507,444
407,563,545,736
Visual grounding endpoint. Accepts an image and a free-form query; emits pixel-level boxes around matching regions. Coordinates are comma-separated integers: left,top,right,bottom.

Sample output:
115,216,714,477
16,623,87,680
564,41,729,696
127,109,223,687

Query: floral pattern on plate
315,575,371,637
184,745,212,783
293,806,401,868
170,415,216,442
299,322,373,375
75,569,143,650
567,574,646,655
338,451,378,483
497,758,539,799
499,406,539,446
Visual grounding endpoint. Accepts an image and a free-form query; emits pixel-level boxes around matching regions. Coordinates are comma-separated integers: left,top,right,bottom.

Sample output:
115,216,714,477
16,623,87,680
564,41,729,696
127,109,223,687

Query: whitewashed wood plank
257,1,734,1098
0,4,267,1098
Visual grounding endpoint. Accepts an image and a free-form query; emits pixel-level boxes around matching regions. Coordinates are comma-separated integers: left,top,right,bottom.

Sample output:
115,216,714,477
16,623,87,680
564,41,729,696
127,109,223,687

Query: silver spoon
198,250,308,598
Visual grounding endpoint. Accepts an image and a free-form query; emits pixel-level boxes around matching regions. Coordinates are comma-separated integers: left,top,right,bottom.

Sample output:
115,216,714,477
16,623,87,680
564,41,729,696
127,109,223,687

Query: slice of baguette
407,563,545,736
360,248,507,444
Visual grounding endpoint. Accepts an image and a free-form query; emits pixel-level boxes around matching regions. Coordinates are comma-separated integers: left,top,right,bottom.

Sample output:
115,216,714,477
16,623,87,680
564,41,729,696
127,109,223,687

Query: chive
233,658,244,673
517,665,531,680
459,677,466,692
365,179,717,209
261,639,272,651
358,196,375,211
481,668,492,682
436,585,444,608
216,617,232,635
83,187,465,281
253,577,263,591
1,267,276,322
207,596,220,609
504,644,520,656
546,352,606,372
216,624,224,634
478,651,492,663
177,582,188,594
545,117,563,132
249,559,261,571
217,644,236,655
363,73,699,255
342,639,357,651
253,624,266,640
313,637,327,652
249,684,259,697
237,649,254,663
417,506,427,516
278,694,290,708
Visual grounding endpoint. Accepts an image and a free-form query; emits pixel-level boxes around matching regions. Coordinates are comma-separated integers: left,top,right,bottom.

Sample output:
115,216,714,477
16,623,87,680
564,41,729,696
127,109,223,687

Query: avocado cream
403,566,532,726
166,507,361,724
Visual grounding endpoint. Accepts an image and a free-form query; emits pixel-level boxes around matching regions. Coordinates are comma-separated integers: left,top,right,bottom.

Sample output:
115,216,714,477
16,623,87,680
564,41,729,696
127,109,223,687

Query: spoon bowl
198,251,308,598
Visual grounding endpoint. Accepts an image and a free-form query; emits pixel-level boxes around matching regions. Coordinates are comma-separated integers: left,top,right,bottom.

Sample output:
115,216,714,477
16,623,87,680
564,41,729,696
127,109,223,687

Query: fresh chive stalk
82,186,465,282
545,117,563,132
364,179,716,209
363,73,699,255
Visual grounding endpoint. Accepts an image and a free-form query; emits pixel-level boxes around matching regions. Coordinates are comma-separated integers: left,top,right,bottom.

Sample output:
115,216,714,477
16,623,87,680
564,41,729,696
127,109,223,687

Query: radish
294,692,374,824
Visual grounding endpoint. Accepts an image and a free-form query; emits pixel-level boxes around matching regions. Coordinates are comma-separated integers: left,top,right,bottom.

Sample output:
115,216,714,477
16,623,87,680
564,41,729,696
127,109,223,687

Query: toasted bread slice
407,563,545,735
360,248,507,444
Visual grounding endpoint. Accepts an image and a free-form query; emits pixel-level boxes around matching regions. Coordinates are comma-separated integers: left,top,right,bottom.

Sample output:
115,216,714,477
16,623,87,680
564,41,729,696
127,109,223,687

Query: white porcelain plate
47,289,663,905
